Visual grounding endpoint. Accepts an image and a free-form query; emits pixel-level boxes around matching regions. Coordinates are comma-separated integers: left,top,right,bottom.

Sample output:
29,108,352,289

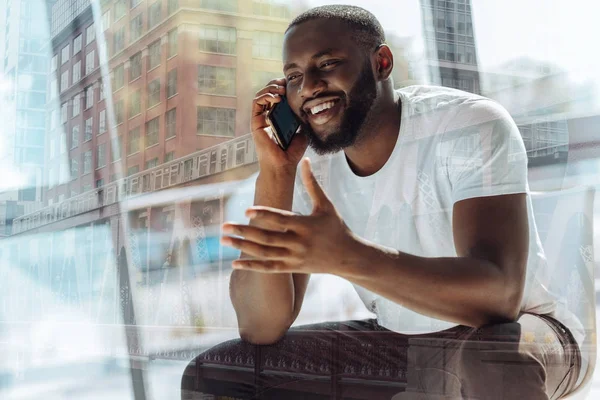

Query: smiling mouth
306,98,343,126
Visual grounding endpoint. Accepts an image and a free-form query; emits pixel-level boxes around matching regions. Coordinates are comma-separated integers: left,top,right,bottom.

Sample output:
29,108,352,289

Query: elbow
238,323,290,345
476,286,523,328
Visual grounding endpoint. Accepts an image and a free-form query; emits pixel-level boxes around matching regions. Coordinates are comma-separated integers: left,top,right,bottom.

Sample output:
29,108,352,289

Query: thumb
301,157,332,212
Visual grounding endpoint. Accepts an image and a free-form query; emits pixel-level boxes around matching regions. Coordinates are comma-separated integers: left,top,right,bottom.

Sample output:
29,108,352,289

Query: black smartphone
266,95,301,151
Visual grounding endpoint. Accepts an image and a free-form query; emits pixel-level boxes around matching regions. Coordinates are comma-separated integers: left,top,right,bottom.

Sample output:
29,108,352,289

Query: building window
73,34,82,54
113,64,124,90
200,0,237,12
60,70,69,92
70,158,78,179
72,93,81,117
111,137,121,161
130,52,142,81
71,125,79,148
128,127,140,155
197,65,236,95
85,49,95,74
99,109,106,134
147,40,161,70
61,44,70,64
85,86,94,109
113,26,125,54
97,143,106,168
61,102,68,123
115,99,124,124
83,150,92,174
167,69,177,97
102,10,110,31
51,54,57,72
127,165,139,176
72,61,81,83
197,107,235,137
130,13,143,42
198,26,236,54
167,29,177,58
252,0,290,18
149,2,161,29
85,117,93,141
131,0,142,9
96,179,104,187
86,23,96,45
252,70,280,92
130,89,141,117
168,0,179,15
115,0,126,20
145,157,158,169
147,79,160,108
253,31,283,59
165,151,174,162
166,108,176,138
146,117,159,147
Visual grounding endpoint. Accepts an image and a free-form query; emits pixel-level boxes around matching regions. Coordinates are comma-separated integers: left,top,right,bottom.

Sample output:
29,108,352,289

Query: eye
320,60,341,69
287,73,301,82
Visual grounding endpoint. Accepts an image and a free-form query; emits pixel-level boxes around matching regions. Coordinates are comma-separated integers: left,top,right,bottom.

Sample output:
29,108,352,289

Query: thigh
181,319,389,399
443,313,577,400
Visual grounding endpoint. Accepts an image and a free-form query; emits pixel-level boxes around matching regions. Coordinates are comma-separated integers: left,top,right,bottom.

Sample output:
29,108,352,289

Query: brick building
44,0,292,206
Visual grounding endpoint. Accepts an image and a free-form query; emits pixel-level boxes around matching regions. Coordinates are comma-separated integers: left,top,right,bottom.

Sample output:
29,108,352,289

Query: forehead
283,19,358,63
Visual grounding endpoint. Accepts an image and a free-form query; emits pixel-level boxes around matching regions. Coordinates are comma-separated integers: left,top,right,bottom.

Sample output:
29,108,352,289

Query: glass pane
5,1,600,400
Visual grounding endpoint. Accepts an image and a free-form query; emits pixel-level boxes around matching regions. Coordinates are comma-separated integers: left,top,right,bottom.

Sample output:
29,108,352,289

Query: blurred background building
0,0,51,236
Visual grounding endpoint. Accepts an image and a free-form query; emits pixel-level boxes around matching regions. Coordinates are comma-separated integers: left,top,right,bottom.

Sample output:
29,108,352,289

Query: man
182,5,582,399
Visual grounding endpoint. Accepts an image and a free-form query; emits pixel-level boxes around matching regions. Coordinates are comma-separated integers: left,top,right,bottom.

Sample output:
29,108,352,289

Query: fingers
232,259,289,273
245,207,308,233
254,81,286,98
222,223,303,251
221,236,291,260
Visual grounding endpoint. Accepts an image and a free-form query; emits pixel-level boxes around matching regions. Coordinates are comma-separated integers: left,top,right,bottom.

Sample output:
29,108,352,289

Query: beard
299,61,378,156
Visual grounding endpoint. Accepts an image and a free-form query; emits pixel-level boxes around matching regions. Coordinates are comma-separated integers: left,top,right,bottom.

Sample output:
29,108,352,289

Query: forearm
230,167,298,341
336,236,523,328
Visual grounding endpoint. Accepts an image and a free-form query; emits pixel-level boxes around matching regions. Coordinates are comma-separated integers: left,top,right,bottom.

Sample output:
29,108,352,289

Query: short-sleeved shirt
292,85,562,335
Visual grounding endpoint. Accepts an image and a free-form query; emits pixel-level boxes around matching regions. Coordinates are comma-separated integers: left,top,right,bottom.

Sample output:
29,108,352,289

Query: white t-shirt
292,85,578,338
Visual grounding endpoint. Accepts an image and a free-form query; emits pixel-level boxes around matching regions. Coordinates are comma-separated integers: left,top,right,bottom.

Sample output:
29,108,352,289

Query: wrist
258,164,297,181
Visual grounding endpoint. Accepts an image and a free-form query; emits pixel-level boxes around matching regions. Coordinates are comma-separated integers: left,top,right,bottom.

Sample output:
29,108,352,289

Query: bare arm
230,169,310,344
229,78,310,344
336,193,528,327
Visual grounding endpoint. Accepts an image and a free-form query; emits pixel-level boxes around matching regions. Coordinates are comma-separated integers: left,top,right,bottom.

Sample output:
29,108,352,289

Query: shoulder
397,85,511,125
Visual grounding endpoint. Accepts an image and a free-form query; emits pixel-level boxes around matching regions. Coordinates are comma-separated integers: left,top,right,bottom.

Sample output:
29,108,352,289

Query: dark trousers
181,313,581,400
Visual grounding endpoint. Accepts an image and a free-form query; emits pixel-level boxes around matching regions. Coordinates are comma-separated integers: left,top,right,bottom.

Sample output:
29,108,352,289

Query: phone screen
269,95,300,150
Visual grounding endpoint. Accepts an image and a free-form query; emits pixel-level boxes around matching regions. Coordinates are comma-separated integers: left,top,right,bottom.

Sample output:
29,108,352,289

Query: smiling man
181,5,582,400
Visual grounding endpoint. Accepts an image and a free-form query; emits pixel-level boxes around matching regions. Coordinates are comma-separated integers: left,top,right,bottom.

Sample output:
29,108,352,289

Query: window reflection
1,0,599,399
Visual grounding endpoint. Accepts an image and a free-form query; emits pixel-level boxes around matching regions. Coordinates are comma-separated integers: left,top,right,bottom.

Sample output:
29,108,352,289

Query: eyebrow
283,48,339,72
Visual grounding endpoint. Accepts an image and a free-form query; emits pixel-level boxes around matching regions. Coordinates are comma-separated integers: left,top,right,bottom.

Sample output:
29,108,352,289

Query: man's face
283,19,378,155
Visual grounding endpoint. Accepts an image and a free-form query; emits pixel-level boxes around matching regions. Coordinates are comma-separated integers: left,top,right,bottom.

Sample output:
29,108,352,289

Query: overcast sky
305,0,600,80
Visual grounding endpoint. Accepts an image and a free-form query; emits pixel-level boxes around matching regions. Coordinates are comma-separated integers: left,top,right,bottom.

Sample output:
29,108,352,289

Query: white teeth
310,101,335,115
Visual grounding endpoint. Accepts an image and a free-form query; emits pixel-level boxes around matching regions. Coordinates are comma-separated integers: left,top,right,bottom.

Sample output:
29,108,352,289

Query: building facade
420,0,481,93
43,0,291,207
0,0,53,236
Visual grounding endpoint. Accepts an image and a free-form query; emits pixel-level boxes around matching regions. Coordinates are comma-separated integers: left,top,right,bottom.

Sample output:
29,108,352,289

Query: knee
181,338,256,398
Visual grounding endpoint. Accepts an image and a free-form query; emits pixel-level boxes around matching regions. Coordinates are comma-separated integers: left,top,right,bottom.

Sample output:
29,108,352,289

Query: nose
298,68,326,99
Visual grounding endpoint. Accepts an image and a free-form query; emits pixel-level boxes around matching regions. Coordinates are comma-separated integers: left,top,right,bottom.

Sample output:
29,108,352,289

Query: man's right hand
252,78,308,173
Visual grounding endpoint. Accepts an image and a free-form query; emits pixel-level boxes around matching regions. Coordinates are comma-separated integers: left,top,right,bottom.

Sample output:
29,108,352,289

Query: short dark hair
286,5,385,53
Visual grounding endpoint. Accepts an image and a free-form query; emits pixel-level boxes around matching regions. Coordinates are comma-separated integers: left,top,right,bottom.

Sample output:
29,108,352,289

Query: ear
375,44,394,81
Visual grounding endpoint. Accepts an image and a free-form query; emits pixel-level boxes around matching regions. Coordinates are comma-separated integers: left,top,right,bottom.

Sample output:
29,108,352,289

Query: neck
344,90,401,177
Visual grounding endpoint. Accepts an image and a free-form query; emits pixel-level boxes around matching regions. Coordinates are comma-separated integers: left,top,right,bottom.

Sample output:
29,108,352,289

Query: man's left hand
221,158,359,274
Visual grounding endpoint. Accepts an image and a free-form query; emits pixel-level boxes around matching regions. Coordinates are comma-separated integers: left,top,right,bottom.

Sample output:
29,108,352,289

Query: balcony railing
12,134,257,235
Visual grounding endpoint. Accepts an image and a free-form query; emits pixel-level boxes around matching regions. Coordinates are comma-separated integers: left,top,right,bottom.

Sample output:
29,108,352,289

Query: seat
529,186,597,399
